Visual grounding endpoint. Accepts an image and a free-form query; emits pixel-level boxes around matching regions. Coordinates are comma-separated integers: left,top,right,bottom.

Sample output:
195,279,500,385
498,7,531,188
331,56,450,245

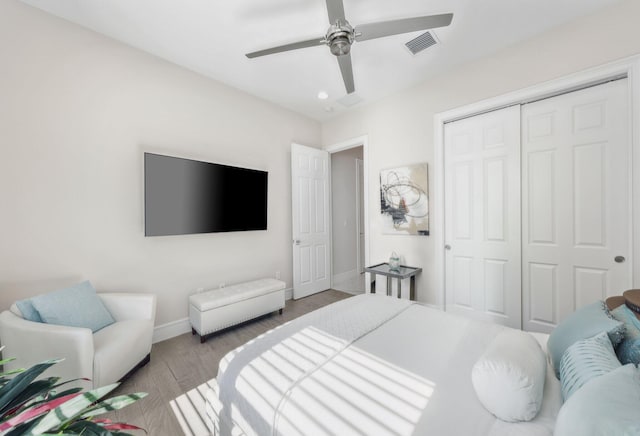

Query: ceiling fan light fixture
330,36,352,56
326,20,355,57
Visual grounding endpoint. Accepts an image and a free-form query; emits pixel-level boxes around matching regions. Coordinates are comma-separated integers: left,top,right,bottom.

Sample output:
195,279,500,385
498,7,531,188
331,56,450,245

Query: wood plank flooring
106,289,351,435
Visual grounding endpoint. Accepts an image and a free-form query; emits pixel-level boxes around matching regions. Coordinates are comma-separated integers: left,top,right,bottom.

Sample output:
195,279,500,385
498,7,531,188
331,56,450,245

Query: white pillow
471,329,547,422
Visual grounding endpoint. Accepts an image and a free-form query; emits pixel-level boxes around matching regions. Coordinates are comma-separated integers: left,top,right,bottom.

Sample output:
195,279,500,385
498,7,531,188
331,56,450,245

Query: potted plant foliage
0,348,147,435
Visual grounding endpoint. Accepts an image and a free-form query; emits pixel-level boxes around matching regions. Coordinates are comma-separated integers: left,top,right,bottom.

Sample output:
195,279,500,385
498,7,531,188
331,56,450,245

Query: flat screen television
144,152,268,236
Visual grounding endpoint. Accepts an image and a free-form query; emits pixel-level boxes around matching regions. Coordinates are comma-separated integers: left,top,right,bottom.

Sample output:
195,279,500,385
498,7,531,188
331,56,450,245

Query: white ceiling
22,0,623,121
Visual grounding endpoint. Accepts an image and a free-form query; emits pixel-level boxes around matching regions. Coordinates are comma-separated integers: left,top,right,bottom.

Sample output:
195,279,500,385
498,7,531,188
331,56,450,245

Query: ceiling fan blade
246,37,325,58
325,0,346,24
337,53,355,94
355,13,453,42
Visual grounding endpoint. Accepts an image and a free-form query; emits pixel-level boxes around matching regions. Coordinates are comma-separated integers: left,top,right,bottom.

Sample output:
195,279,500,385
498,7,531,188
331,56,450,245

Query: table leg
370,273,376,294
386,276,391,296
410,276,416,301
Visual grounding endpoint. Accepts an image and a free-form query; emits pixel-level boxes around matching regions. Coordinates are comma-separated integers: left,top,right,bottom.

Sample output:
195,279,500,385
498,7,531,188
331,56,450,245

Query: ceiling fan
245,0,453,95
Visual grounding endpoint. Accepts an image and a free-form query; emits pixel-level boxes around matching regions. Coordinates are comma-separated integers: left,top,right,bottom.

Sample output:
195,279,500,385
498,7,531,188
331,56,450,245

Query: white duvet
208,294,562,436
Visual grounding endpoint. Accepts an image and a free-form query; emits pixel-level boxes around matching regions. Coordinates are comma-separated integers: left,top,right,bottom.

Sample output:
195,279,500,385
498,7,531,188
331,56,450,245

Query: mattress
207,294,562,436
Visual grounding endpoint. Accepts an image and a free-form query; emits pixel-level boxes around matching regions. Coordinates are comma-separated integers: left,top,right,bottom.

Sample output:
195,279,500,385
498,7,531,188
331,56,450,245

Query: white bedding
208,294,562,436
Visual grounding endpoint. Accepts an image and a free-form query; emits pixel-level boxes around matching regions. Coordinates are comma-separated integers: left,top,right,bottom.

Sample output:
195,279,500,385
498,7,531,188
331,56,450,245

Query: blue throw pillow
611,305,640,365
559,332,621,401
555,364,640,436
548,301,624,378
30,281,115,333
15,299,43,322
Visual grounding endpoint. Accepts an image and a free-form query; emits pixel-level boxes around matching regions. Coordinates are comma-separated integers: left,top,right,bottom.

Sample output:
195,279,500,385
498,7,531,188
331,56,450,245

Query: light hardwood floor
108,289,351,435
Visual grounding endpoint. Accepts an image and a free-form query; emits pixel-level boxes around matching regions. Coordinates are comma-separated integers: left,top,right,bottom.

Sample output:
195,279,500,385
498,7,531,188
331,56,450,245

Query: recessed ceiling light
317,91,329,100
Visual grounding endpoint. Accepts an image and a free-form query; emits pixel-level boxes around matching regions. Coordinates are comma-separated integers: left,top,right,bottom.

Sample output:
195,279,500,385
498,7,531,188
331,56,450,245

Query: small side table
364,263,422,301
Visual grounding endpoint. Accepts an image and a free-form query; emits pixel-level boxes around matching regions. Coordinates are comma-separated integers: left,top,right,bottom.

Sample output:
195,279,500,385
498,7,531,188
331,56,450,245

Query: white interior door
291,143,331,299
522,79,631,333
444,105,522,328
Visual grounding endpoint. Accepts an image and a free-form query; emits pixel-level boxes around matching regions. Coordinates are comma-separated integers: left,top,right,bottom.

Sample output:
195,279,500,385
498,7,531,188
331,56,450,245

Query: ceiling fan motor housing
326,21,354,56
245,1,454,95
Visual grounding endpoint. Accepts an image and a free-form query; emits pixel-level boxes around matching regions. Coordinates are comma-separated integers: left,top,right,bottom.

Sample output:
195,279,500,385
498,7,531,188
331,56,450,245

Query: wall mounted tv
144,152,268,236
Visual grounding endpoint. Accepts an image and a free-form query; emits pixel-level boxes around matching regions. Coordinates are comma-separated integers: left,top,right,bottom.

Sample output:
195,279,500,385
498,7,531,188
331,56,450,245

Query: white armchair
0,293,156,389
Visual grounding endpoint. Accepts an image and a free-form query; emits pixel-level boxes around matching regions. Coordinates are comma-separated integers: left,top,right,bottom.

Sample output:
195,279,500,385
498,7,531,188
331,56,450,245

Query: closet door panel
522,79,630,333
444,105,522,328
528,262,557,325
527,150,556,245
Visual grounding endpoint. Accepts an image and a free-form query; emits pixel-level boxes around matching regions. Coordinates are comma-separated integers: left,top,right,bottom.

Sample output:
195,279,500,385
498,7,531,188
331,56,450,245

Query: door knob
444,244,451,250
615,256,626,263
294,239,301,245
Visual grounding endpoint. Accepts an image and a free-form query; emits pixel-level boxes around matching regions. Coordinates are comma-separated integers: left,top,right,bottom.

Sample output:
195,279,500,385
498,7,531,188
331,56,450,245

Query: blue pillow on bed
611,305,640,365
558,332,620,401
555,364,640,436
547,301,624,378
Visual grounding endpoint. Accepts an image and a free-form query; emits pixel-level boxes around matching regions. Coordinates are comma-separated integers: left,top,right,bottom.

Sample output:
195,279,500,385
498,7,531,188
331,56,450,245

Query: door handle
615,256,626,263
444,244,451,250
293,239,301,245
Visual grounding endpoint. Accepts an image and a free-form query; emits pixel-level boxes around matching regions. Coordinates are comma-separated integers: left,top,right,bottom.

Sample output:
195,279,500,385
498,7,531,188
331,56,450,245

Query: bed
205,294,562,436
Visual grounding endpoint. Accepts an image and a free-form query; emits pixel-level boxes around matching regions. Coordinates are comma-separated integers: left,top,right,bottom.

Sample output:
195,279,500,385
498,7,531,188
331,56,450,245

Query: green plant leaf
0,359,62,413
40,387,84,403
0,356,16,365
65,419,144,435
80,392,148,418
52,377,92,390
0,367,26,378
0,392,80,432
4,419,40,436
102,421,146,433
28,383,119,435
0,357,20,378
64,419,115,436
4,377,60,416
0,357,143,436
25,379,87,410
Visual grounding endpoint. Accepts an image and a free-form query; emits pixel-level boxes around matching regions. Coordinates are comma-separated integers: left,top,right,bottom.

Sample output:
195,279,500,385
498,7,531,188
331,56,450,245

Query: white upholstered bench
189,278,286,343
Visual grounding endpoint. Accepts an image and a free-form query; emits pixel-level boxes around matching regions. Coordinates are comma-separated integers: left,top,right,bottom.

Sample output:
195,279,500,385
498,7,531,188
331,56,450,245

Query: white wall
321,0,640,305
0,1,320,326
331,147,363,278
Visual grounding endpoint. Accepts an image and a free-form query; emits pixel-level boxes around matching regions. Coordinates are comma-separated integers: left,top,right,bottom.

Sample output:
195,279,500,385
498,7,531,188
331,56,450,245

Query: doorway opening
329,145,366,294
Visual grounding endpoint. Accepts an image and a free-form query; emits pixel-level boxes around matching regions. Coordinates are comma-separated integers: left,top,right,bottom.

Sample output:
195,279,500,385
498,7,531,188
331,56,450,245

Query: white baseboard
339,288,365,296
153,317,191,344
423,303,444,311
332,269,358,285
152,287,295,344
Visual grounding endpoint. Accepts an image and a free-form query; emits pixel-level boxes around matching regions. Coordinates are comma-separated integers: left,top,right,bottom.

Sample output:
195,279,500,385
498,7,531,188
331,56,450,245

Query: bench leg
192,327,196,335
200,335,206,344
279,308,283,315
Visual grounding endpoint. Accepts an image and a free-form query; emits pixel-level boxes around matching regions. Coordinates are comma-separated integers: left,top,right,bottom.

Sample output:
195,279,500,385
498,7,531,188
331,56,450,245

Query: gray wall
331,147,363,279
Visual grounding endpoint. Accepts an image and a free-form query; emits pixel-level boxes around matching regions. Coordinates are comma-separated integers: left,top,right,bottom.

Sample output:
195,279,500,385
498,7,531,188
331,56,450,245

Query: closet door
522,79,630,333
444,106,522,328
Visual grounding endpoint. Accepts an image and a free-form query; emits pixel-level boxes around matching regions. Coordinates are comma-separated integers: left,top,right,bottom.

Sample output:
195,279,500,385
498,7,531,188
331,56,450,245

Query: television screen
144,153,268,236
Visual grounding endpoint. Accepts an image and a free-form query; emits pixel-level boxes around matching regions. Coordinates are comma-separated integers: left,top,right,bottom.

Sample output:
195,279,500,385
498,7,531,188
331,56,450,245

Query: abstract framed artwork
379,163,429,235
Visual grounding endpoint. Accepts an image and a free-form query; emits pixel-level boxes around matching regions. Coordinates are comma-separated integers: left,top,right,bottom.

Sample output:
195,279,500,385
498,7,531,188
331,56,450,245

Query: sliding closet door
444,106,522,328
522,79,631,333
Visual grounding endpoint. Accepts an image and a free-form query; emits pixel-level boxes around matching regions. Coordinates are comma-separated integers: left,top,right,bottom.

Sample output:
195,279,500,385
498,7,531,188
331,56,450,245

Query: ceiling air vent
405,31,438,55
